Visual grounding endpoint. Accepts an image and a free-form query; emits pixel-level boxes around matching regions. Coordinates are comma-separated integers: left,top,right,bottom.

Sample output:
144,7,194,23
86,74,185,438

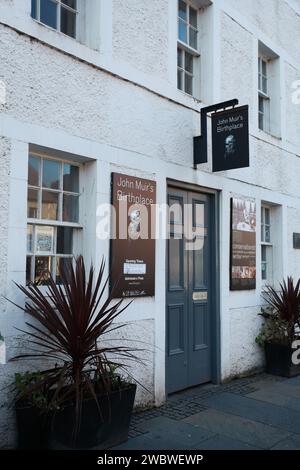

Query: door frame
166,179,221,390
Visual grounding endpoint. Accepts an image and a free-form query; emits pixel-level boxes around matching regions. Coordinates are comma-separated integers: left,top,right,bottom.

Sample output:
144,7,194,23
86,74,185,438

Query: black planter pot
265,342,300,377
15,400,51,449
49,382,137,450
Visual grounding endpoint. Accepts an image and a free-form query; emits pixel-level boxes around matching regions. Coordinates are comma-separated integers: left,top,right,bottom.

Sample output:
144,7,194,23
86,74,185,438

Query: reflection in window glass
28,188,39,219
43,159,60,190
28,155,40,187
61,7,76,38
35,256,52,285
40,0,57,29
63,194,79,222
42,190,59,220
63,164,79,193
57,227,73,254
27,225,34,253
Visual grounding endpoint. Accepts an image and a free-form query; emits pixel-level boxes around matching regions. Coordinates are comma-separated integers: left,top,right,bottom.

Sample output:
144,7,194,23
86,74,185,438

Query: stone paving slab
137,416,215,447
183,408,291,449
198,435,261,450
270,434,300,450
200,392,300,434
247,388,300,411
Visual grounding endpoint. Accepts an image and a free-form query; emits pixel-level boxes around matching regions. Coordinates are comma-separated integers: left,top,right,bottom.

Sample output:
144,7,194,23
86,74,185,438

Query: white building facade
0,0,300,448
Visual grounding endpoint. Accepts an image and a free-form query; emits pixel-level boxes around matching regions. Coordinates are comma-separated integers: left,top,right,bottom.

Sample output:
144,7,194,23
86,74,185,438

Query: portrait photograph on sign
212,105,249,172
110,172,156,298
230,197,256,290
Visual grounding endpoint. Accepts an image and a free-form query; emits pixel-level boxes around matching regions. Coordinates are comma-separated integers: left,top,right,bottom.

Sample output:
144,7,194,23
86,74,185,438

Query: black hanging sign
212,105,249,172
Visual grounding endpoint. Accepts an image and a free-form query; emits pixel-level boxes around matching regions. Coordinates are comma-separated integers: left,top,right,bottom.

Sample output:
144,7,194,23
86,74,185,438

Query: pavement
113,373,300,450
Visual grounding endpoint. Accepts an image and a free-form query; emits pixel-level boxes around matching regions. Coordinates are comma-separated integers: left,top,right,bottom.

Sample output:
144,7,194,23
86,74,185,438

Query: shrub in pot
256,277,300,377
11,256,141,449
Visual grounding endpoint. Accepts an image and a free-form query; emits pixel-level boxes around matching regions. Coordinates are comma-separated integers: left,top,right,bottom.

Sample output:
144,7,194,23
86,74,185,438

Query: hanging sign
110,173,156,298
212,105,249,172
230,197,256,290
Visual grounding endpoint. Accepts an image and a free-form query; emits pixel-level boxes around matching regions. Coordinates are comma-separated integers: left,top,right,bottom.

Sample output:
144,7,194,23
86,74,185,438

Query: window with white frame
31,0,78,39
177,0,200,97
258,57,270,132
27,154,81,285
261,205,273,282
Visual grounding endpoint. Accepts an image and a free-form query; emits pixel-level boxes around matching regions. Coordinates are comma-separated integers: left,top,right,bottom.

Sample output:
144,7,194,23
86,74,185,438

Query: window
27,154,81,285
258,57,270,132
261,206,273,282
31,0,78,39
177,0,200,97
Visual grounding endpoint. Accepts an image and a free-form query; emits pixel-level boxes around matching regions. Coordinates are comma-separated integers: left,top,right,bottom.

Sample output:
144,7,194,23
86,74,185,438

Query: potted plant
256,276,300,377
11,256,140,449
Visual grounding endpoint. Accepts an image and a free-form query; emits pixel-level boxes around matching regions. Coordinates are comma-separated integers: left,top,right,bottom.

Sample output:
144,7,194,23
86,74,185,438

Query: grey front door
166,187,213,394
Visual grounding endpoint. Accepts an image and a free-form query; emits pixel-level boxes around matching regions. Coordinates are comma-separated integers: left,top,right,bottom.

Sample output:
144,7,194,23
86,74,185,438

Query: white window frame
177,0,200,98
32,0,79,40
258,56,270,133
261,205,273,284
27,152,82,285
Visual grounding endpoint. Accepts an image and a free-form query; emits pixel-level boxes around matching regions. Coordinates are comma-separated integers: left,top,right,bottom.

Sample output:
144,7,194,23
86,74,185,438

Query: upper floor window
31,0,78,39
177,0,200,97
258,42,281,137
258,57,270,132
27,154,81,285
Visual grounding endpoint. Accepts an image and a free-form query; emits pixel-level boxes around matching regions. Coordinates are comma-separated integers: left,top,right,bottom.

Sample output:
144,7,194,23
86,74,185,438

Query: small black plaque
293,233,300,249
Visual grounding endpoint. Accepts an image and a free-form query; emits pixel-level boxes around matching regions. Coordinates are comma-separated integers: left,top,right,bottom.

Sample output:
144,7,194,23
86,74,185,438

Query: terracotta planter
265,342,300,377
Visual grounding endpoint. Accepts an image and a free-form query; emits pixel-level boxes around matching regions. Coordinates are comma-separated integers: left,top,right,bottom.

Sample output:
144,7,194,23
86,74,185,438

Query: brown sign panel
230,197,256,290
110,173,156,298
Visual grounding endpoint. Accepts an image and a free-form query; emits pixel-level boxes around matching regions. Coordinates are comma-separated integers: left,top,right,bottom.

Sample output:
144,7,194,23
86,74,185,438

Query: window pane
185,52,193,73
61,7,76,38
61,0,77,9
26,256,32,285
57,227,73,254
56,257,73,284
63,194,79,222
262,60,267,76
28,155,40,187
262,262,267,280
262,76,267,94
28,188,39,218
40,0,57,29
264,226,271,243
177,69,183,91
258,73,261,90
27,225,34,252
259,96,264,112
31,0,37,19
185,73,193,95
189,27,197,49
35,256,52,285
42,190,59,220
177,48,183,68
189,7,197,28
63,164,79,193
259,112,264,130
258,57,261,73
43,159,60,190
261,245,267,262
178,0,187,20
264,208,270,224
36,225,55,254
178,19,187,43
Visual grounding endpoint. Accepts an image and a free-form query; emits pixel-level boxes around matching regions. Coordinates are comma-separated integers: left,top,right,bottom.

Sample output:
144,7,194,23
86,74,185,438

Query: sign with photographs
212,105,249,172
230,197,256,290
110,173,156,298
